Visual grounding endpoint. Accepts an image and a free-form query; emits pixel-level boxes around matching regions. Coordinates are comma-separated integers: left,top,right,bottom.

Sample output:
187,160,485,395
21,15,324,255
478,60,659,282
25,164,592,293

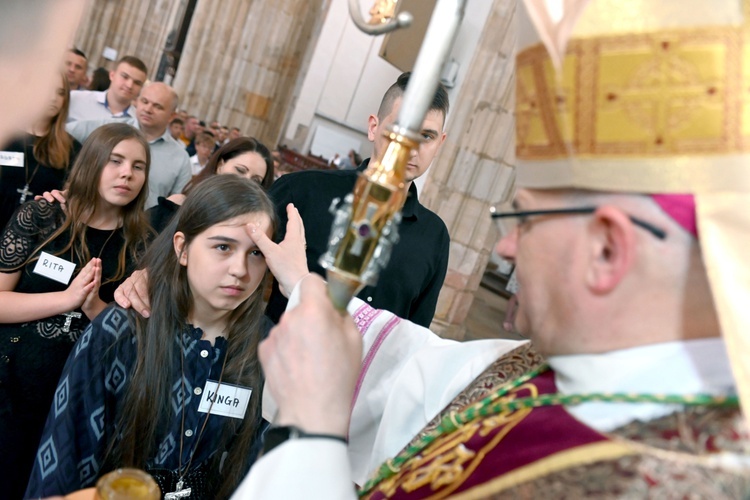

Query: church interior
69,0,519,340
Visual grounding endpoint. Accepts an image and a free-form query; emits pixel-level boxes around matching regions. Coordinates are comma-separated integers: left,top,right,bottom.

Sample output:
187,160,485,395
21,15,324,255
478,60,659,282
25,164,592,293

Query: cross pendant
17,184,33,204
61,311,82,333
165,480,192,499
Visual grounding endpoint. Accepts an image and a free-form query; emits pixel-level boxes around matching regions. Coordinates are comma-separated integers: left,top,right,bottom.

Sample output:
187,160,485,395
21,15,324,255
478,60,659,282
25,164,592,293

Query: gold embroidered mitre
516,0,750,421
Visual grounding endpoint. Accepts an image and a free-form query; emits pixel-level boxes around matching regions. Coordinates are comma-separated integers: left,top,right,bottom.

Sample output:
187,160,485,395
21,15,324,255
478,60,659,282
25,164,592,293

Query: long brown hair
116,175,276,497
183,137,275,195
34,72,74,169
18,123,151,283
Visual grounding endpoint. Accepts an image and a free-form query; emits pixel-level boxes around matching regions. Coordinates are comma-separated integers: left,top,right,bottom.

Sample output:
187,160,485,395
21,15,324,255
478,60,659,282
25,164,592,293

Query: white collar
547,338,735,431
99,90,133,117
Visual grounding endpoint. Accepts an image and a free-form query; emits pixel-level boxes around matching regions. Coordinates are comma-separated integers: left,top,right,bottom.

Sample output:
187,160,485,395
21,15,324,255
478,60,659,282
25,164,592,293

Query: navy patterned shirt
25,305,263,497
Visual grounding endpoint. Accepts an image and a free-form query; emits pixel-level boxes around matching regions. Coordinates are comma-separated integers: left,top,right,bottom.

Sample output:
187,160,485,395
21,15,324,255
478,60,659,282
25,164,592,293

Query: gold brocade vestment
362,343,750,499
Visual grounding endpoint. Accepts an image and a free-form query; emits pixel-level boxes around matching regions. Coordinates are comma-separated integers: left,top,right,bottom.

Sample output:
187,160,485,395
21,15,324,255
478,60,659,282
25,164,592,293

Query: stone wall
172,0,329,147
422,0,518,339
73,0,330,148
74,0,185,76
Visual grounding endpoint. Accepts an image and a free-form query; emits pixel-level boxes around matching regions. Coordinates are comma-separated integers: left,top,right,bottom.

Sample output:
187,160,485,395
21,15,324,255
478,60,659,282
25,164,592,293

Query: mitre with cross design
514,0,750,421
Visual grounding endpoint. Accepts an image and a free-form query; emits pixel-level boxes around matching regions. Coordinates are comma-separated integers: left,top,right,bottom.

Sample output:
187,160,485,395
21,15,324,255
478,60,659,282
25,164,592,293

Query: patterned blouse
0,200,133,500
25,306,264,498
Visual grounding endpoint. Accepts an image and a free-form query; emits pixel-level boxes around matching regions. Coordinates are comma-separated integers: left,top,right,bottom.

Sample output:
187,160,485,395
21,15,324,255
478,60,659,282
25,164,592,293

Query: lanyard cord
176,337,229,482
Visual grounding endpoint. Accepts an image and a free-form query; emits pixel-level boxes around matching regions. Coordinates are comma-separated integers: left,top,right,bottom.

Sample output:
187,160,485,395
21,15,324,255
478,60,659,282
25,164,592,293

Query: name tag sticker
0,151,24,167
198,380,252,419
32,252,76,284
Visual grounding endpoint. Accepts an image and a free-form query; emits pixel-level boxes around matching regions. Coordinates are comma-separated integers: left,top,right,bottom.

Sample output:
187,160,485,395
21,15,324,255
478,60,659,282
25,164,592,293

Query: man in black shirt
266,73,450,328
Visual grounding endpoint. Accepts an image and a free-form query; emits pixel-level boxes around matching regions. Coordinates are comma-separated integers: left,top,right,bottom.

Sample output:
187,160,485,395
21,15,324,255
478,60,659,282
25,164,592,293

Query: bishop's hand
259,275,362,437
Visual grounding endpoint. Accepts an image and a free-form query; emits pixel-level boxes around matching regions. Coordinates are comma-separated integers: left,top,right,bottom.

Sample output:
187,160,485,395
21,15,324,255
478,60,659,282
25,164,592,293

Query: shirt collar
102,90,134,117
550,338,734,395
358,158,420,219
132,120,171,144
155,126,173,144
548,338,736,431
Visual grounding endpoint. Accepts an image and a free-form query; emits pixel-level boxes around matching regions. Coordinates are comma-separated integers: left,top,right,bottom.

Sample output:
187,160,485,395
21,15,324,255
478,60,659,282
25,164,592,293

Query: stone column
172,0,329,147
74,0,186,75
422,0,518,339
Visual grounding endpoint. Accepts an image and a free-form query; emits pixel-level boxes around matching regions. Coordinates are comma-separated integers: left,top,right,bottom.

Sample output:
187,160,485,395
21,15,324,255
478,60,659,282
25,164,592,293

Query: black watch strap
262,425,348,455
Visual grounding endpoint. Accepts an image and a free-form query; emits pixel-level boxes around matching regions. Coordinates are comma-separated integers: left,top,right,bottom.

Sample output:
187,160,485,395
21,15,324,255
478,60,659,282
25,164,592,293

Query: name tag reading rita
198,380,251,419
32,252,76,284
0,151,24,167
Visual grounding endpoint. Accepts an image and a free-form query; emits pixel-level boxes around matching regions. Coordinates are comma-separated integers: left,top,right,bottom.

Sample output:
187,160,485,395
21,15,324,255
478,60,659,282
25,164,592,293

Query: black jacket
265,160,450,328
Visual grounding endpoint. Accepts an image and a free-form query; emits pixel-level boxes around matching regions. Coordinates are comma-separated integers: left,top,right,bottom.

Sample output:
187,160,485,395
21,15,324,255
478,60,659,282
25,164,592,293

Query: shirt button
194,387,202,395
200,350,209,358
367,296,373,302
185,429,194,437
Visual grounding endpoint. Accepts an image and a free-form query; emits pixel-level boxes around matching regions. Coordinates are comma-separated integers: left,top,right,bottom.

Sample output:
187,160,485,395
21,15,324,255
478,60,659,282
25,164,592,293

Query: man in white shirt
219,125,230,145
67,82,191,208
189,131,215,175
233,0,750,498
67,55,147,122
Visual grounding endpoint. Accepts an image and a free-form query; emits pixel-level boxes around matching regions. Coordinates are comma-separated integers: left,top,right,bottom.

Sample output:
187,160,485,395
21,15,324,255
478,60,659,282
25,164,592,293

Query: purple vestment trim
351,309,401,415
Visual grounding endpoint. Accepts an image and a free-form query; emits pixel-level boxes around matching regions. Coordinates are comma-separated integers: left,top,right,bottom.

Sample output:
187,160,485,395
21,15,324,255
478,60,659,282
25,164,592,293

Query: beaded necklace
358,363,739,496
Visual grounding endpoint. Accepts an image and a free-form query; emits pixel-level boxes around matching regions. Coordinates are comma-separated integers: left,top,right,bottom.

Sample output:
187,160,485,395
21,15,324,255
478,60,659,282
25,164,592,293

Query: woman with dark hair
0,72,82,229
27,175,297,499
0,122,150,498
148,137,275,233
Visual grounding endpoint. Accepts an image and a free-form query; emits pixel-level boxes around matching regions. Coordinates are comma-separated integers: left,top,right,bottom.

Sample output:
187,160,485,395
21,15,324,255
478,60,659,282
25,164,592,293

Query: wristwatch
262,425,348,454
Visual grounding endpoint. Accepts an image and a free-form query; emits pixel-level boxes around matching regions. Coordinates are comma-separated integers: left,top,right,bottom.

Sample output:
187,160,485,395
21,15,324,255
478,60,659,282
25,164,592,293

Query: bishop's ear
173,231,188,266
585,205,636,294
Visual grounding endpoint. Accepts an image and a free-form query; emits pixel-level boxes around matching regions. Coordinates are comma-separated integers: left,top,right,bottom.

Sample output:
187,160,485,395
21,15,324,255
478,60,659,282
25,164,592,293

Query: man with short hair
64,48,88,90
185,120,207,156
208,120,223,149
265,72,450,328
178,115,199,146
233,1,750,497
168,117,184,141
228,126,242,141
219,125,230,144
190,131,215,175
209,120,223,148
67,55,147,122
182,116,205,156
209,120,221,135
67,82,191,208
